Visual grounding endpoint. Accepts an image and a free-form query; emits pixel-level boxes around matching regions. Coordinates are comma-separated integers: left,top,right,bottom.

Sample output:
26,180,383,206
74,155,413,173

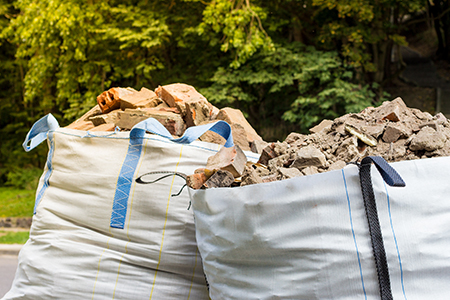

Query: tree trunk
429,0,445,56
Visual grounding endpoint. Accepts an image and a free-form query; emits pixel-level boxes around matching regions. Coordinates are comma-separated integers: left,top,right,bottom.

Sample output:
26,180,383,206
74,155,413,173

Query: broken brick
89,110,119,126
374,97,410,122
257,144,277,165
155,83,208,108
65,121,95,131
186,172,207,190
97,87,135,113
198,122,251,151
90,123,116,132
185,100,212,127
116,108,186,136
206,145,247,178
216,107,262,144
120,87,161,110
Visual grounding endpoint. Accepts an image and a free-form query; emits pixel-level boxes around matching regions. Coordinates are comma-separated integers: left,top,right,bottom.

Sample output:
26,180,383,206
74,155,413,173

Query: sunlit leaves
198,0,274,68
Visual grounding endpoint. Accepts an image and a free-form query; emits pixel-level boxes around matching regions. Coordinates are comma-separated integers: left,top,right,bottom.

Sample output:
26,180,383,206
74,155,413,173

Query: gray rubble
239,97,450,185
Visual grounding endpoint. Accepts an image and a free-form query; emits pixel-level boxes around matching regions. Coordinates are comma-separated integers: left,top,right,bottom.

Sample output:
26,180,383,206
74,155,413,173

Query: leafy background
0,0,446,190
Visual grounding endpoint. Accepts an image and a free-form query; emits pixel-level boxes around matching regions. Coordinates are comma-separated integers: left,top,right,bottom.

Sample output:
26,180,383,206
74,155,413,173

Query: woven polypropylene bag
3,114,259,300
190,156,450,300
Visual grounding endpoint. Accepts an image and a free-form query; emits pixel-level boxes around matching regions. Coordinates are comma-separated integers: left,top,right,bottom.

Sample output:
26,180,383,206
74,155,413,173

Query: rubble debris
240,164,264,186
206,145,247,178
119,87,161,110
187,97,450,189
203,170,235,188
65,83,261,151
116,109,186,136
250,140,270,154
186,172,208,190
66,121,95,131
97,87,135,113
90,123,116,132
216,107,263,144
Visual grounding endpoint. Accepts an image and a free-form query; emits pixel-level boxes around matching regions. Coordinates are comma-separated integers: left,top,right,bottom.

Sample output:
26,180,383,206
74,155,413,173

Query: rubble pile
187,97,450,189
66,83,262,151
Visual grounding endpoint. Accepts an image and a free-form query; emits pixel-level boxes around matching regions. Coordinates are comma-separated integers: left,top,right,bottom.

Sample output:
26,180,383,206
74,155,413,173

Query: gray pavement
0,254,19,298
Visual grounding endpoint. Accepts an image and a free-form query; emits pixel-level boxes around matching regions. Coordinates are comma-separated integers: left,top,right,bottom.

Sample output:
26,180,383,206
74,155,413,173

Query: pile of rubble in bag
66,83,263,152
186,97,450,189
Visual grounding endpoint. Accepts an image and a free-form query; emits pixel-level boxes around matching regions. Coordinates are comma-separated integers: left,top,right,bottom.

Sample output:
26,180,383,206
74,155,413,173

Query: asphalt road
0,255,18,298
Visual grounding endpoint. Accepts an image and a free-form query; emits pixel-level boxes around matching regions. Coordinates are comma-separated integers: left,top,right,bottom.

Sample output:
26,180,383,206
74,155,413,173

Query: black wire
135,171,189,201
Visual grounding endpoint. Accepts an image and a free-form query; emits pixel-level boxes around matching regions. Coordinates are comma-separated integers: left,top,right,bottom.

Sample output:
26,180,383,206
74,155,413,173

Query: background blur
1,0,448,191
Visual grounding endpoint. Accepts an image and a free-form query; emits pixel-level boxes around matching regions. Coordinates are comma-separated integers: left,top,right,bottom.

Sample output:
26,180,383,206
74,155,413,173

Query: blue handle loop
110,117,234,229
130,117,234,148
22,114,60,152
360,156,405,187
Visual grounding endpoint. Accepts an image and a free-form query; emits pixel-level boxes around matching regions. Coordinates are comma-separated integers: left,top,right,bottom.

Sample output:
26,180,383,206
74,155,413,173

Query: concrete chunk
203,170,235,188
277,167,302,180
240,165,264,186
251,140,270,154
409,126,447,151
382,123,410,143
301,166,319,176
291,145,327,169
309,119,333,134
374,97,409,122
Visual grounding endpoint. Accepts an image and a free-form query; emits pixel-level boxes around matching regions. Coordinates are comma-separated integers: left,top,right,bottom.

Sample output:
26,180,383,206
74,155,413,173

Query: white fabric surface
191,156,450,300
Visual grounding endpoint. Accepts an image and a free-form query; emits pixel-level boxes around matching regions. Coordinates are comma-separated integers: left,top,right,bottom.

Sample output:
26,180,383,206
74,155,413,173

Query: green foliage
3,0,172,122
5,166,42,190
312,0,424,81
197,0,274,68
202,43,380,135
0,0,425,182
0,187,35,217
0,230,29,244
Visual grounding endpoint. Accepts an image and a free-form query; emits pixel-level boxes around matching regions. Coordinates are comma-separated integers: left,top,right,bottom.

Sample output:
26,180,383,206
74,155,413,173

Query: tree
201,43,379,138
312,0,425,83
0,0,429,186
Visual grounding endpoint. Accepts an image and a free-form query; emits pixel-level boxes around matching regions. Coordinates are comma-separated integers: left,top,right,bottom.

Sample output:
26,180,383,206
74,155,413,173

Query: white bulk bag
190,156,450,300
3,114,259,300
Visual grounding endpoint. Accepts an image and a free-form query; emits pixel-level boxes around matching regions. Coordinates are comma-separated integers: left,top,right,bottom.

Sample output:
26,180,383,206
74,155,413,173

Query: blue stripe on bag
33,132,56,214
342,169,368,300
110,117,234,229
110,137,144,228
